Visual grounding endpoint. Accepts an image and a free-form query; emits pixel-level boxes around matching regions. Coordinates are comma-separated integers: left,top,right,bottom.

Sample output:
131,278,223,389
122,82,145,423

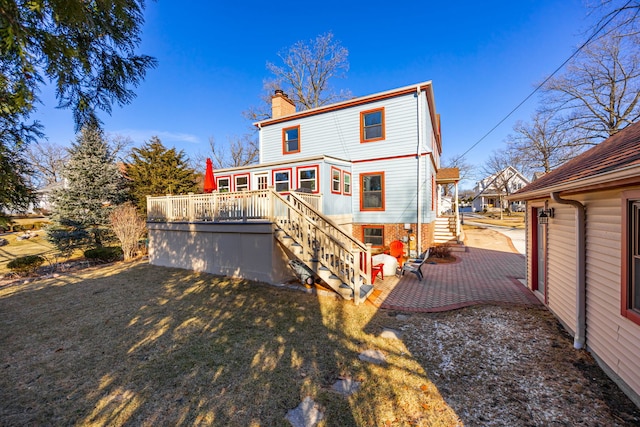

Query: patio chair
389,240,405,264
400,249,430,281
371,263,385,283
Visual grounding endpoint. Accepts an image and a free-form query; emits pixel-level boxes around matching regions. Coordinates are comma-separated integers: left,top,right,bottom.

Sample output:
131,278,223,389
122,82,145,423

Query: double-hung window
363,226,384,247
297,166,318,192
360,172,384,211
343,172,351,195
623,191,640,325
360,108,385,142
217,177,230,192
283,126,300,154
274,170,291,192
235,175,249,191
331,167,341,194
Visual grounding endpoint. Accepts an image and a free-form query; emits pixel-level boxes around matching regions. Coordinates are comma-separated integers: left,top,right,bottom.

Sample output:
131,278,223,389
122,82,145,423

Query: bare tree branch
543,31,640,141
24,141,69,189
505,110,587,174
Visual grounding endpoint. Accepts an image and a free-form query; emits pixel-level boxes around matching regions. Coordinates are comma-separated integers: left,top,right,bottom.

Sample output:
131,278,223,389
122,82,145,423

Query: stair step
359,284,374,300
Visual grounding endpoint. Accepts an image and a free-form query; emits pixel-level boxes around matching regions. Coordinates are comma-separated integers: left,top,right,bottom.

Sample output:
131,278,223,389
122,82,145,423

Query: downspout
416,85,423,256
550,192,586,350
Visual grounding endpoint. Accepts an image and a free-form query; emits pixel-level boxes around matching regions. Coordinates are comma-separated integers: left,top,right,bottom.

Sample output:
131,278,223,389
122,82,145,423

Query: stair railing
271,190,371,304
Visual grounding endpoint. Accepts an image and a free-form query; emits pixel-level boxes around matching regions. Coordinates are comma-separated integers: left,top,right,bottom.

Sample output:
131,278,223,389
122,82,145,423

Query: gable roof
477,166,529,189
512,121,640,200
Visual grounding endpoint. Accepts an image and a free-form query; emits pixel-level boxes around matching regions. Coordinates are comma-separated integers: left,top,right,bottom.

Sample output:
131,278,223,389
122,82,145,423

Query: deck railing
147,189,322,222
147,189,371,303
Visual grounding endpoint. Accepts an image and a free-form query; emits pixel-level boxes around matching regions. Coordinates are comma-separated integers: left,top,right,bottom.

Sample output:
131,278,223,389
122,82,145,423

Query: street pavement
461,213,525,255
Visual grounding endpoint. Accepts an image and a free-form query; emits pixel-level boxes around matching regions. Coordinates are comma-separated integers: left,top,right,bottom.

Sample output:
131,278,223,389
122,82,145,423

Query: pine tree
126,137,198,212
50,124,128,249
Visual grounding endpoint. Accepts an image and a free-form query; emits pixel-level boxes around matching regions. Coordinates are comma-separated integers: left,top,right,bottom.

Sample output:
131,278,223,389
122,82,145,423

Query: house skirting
147,221,295,284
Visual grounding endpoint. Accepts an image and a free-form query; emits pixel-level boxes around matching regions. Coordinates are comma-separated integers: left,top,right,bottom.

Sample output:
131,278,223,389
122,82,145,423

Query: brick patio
370,227,541,312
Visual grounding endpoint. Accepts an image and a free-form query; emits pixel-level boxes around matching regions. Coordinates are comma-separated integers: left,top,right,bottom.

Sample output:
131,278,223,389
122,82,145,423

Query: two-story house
147,81,452,304
472,166,529,212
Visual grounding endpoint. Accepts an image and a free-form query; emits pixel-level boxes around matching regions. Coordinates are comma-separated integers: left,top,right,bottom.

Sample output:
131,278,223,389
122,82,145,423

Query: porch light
538,208,554,224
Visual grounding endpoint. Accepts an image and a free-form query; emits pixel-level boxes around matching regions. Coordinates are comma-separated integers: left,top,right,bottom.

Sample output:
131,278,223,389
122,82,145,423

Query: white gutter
551,192,586,349
416,85,423,255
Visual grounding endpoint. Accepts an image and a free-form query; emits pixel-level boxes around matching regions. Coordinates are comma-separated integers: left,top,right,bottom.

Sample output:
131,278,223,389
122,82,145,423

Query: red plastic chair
371,263,385,283
389,240,405,264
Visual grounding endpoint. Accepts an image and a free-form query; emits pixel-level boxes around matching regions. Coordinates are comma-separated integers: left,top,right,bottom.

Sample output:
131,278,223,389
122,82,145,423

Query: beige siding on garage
581,191,640,405
546,203,577,334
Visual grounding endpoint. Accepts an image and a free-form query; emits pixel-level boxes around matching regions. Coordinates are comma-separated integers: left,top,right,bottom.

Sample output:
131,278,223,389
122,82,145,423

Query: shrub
430,244,452,259
84,246,123,263
7,255,45,276
109,203,147,261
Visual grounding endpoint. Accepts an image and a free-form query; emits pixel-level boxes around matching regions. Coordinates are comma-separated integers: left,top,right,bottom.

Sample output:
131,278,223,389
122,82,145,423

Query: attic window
360,108,385,142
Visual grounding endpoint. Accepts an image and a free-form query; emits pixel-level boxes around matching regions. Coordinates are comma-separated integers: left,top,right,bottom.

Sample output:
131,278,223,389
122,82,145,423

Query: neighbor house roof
511,121,640,200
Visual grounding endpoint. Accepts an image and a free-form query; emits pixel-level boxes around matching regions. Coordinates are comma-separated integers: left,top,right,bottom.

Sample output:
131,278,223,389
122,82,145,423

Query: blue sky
33,0,595,188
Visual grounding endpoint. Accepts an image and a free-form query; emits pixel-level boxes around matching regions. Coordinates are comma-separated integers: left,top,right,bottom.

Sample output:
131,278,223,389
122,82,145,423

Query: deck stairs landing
272,191,375,304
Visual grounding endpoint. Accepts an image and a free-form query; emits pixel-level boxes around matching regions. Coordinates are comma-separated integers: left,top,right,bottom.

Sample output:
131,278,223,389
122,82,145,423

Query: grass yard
0,262,463,426
0,232,58,275
1,262,638,426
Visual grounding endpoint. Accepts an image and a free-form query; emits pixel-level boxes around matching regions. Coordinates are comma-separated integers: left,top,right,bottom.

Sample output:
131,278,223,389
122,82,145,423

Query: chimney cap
274,89,284,95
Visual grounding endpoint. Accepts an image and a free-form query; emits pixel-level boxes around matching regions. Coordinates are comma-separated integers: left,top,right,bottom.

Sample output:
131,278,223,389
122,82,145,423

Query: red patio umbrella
203,158,216,193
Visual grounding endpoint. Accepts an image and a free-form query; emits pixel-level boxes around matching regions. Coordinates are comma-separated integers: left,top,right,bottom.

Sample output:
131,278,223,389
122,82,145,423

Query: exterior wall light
538,208,554,224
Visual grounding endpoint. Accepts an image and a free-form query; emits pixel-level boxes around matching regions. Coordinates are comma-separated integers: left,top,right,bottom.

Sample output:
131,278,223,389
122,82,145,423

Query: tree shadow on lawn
0,261,461,426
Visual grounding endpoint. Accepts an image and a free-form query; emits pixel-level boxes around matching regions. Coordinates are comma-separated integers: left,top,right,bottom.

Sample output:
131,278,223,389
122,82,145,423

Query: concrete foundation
147,221,295,284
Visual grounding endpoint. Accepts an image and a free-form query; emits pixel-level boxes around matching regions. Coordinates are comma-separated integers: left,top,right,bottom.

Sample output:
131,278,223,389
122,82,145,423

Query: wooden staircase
271,191,375,305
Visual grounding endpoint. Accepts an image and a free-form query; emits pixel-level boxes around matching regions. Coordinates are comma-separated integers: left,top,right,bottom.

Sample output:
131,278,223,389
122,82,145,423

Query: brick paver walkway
370,227,540,312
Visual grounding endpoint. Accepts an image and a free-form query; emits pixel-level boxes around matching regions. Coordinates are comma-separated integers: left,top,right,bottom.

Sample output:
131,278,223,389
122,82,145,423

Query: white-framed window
217,177,230,192
297,166,318,192
343,171,351,195
235,175,249,191
331,167,341,194
273,169,291,192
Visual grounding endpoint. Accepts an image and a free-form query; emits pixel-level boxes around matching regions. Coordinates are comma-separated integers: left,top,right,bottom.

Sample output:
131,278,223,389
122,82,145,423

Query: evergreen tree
126,137,198,212
1,1,155,219
50,124,128,249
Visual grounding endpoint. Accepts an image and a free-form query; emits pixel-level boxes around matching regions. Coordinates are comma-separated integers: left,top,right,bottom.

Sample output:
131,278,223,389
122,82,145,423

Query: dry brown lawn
0,232,58,275
464,213,525,229
1,261,639,426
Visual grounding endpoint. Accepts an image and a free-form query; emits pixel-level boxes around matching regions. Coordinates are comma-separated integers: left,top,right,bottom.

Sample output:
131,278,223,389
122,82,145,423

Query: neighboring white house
472,166,529,212
510,121,640,408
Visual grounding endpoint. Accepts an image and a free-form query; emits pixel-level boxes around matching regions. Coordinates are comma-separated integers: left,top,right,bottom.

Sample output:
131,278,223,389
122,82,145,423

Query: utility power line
459,0,634,159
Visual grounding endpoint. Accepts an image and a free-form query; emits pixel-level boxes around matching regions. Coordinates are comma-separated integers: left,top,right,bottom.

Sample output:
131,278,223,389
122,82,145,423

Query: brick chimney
271,89,296,118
